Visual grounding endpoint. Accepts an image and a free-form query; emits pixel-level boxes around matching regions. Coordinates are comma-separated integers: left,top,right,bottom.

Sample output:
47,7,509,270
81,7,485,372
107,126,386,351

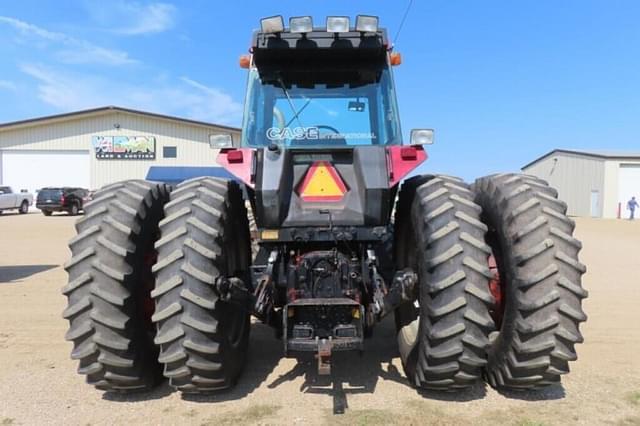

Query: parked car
36,187,90,216
0,186,33,214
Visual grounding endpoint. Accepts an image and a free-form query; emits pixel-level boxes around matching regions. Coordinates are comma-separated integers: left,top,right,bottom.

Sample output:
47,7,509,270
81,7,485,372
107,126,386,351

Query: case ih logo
297,161,347,202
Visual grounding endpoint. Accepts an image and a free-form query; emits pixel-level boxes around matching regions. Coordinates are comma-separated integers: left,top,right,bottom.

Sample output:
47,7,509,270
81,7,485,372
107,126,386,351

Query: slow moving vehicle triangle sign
298,161,347,202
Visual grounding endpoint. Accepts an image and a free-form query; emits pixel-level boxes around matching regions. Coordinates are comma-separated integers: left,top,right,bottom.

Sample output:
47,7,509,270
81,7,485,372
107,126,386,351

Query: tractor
63,15,587,394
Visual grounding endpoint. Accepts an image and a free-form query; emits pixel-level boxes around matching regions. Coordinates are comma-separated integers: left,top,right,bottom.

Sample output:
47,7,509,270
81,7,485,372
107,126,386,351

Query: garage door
618,163,640,213
1,150,90,195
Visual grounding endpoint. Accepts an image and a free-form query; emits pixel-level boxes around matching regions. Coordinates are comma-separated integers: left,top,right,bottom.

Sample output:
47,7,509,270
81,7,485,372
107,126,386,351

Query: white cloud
0,16,136,65
179,77,244,124
56,44,135,65
0,16,63,41
20,64,243,125
115,2,176,35
86,1,177,35
0,80,18,91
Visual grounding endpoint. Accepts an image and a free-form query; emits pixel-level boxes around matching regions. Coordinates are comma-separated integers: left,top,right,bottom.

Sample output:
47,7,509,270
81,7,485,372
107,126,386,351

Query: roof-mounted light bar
355,15,379,32
258,15,381,34
290,16,313,33
260,15,285,34
326,16,350,33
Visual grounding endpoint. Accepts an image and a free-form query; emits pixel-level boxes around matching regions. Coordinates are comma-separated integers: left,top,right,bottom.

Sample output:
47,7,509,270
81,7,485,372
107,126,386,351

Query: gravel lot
0,212,639,425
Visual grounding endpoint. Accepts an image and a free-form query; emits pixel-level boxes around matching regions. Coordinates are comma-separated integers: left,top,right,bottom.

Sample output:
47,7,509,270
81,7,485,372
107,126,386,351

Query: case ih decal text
266,126,375,141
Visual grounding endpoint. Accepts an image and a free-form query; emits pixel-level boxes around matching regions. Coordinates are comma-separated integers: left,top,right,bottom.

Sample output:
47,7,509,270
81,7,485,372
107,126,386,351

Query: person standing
628,196,639,220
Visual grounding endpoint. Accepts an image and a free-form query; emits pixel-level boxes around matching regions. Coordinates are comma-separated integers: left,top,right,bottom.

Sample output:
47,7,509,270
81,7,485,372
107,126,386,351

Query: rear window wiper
277,77,305,129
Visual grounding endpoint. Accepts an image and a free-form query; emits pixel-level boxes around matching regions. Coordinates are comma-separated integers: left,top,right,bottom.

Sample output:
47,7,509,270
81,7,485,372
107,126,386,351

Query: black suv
36,187,90,216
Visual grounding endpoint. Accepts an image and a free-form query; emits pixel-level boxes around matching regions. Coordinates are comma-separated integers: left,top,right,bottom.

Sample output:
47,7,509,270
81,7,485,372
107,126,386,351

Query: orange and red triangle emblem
298,161,347,202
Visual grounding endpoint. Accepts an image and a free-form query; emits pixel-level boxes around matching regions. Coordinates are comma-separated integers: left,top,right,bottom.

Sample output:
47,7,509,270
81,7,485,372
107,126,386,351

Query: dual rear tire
473,174,587,389
63,180,170,391
395,173,587,391
63,178,251,393
395,175,495,390
152,177,251,393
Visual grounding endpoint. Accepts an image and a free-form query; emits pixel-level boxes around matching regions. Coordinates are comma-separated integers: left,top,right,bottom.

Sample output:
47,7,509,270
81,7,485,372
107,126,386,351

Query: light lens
239,54,251,69
261,229,279,240
260,15,285,33
326,16,350,33
356,15,379,32
390,52,402,66
209,134,233,149
290,16,313,33
410,129,435,146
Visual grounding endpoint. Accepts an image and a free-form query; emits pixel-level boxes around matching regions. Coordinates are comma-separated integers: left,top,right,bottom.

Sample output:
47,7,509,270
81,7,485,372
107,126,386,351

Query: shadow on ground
497,384,566,401
267,316,407,412
99,322,283,403
103,382,175,403
264,316,488,413
40,212,85,217
99,316,565,408
0,211,40,217
181,322,284,403
0,265,58,283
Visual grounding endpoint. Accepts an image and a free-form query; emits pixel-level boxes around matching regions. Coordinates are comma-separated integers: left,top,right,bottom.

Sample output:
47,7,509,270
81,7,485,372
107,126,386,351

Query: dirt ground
0,212,639,425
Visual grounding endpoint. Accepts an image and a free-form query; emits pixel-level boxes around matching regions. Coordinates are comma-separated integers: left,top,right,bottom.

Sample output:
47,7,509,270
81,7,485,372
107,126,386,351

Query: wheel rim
487,253,505,329
483,221,508,339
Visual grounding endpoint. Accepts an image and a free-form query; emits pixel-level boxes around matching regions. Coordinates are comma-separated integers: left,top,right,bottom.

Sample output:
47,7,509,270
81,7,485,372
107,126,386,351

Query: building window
163,146,177,158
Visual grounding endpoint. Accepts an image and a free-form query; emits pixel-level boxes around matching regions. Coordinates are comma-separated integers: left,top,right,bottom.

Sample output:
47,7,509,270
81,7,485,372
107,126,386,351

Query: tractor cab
218,15,427,235
242,18,402,150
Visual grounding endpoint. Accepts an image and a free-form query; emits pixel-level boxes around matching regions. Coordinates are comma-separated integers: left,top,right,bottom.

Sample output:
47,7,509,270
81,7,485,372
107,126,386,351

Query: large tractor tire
394,175,495,390
473,173,587,389
63,180,170,391
152,177,252,393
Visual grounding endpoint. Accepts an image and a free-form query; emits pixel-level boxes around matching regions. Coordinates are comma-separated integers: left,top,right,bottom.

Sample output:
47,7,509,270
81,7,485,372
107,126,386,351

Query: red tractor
63,15,587,393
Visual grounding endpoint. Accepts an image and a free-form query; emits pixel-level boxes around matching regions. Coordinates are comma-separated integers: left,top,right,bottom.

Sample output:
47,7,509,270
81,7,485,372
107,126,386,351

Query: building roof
523,149,640,170
0,106,241,132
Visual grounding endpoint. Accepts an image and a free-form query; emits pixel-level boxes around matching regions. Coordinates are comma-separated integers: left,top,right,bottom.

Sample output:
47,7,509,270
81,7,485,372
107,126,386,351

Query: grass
327,409,399,426
626,391,640,406
514,420,547,426
202,404,281,426
1,419,15,425
325,401,465,426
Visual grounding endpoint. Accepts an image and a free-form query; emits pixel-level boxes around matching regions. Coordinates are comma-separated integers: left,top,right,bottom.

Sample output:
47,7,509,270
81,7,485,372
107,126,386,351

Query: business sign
92,136,156,160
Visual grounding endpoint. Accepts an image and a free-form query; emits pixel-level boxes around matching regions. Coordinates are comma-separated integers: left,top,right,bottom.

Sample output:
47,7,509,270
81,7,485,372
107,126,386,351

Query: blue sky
1,1,639,180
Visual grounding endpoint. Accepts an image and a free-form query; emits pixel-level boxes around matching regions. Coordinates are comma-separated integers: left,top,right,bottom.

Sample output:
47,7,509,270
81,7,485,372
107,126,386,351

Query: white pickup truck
0,186,33,214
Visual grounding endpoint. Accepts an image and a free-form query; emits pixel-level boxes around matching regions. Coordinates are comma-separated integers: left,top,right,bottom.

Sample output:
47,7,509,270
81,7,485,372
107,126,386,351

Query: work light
290,16,313,33
410,129,435,145
326,16,350,33
355,15,379,32
260,15,285,34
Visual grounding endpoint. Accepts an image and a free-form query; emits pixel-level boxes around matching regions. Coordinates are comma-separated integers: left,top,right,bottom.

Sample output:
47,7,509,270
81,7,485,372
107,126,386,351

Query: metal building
0,106,240,194
522,149,640,218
